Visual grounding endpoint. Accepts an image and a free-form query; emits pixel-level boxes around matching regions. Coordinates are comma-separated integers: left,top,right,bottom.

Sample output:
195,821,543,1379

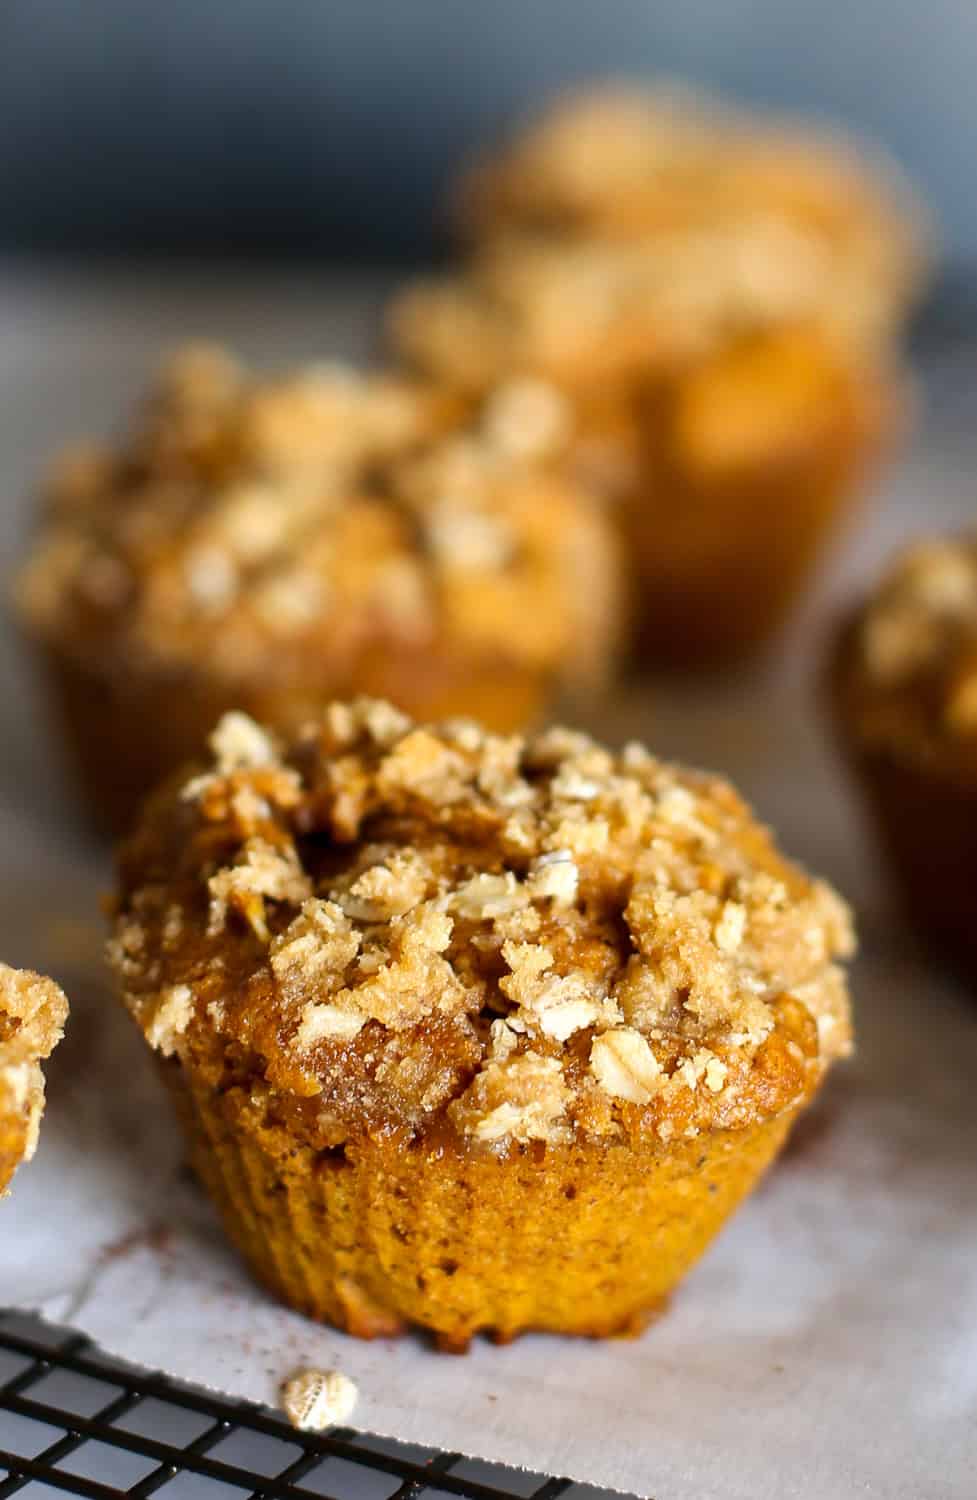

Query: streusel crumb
110,703,854,1152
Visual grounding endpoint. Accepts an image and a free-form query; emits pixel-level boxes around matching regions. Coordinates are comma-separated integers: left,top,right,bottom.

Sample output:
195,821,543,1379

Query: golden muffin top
110,702,854,1152
393,85,926,395
15,346,616,685
457,84,926,322
840,534,977,757
392,229,904,399
0,964,69,1185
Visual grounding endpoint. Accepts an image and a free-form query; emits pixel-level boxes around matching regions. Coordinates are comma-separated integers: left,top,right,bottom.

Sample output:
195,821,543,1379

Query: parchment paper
1,268,975,1498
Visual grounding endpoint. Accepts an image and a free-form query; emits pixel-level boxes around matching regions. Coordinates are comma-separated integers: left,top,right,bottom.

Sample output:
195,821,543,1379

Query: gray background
1,0,974,261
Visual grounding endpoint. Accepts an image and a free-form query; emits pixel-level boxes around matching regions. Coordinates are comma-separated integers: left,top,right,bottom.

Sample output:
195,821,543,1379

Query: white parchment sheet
1,270,976,1498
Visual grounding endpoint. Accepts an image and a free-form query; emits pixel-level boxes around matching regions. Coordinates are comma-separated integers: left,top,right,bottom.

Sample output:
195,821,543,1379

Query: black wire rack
0,1313,607,1500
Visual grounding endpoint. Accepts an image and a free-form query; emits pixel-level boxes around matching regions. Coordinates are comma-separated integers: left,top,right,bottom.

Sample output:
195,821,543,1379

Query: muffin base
829,619,977,983
36,645,552,837
627,457,861,669
625,344,900,669
162,1057,799,1349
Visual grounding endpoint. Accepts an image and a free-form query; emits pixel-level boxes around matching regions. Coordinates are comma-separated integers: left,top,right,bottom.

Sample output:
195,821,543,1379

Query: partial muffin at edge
830,532,977,979
0,963,69,1195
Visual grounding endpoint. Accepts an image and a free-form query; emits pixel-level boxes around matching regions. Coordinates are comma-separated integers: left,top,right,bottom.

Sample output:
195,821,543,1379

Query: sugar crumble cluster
111,702,853,1150
15,346,613,685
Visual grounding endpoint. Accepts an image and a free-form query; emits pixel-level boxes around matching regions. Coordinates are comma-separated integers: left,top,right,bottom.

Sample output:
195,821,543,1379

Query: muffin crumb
456,1051,570,1144
281,1368,358,1432
144,985,193,1057
211,712,280,773
590,1028,662,1104
714,900,747,953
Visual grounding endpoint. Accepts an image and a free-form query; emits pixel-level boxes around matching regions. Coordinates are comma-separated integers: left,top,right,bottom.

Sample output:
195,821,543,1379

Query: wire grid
0,1313,597,1500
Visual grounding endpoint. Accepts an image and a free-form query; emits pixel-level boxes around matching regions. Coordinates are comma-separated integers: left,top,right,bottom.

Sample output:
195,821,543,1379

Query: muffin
1,963,69,1195
455,85,927,346
392,237,905,669
627,324,898,664
830,534,977,979
109,699,854,1348
393,82,925,668
15,346,620,834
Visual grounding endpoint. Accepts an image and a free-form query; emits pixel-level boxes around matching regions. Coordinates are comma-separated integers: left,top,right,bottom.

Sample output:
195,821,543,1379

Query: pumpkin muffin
14,346,621,834
392,237,905,669
394,82,924,667
109,699,854,1348
455,84,927,345
830,534,977,980
1,964,69,1195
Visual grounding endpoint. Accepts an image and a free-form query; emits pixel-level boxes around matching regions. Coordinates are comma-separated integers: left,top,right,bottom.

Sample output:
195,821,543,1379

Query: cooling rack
0,1312,602,1499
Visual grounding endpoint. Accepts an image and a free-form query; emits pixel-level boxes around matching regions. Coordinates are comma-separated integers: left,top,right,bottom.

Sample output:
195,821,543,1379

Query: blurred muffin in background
14,346,622,835
1,963,68,1196
455,85,927,346
392,82,926,668
830,535,977,984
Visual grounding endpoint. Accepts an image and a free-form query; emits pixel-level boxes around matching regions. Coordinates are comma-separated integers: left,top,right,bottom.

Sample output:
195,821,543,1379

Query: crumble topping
455,84,925,340
211,712,280,774
111,703,854,1150
453,1051,571,1144
480,378,573,459
0,964,69,1187
395,83,925,402
15,347,619,689
392,230,887,395
849,534,977,743
590,1028,662,1105
144,984,194,1057
207,838,312,939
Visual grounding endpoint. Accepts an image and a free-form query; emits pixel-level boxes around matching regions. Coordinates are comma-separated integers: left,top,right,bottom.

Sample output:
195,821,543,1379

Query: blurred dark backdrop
1,0,974,264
